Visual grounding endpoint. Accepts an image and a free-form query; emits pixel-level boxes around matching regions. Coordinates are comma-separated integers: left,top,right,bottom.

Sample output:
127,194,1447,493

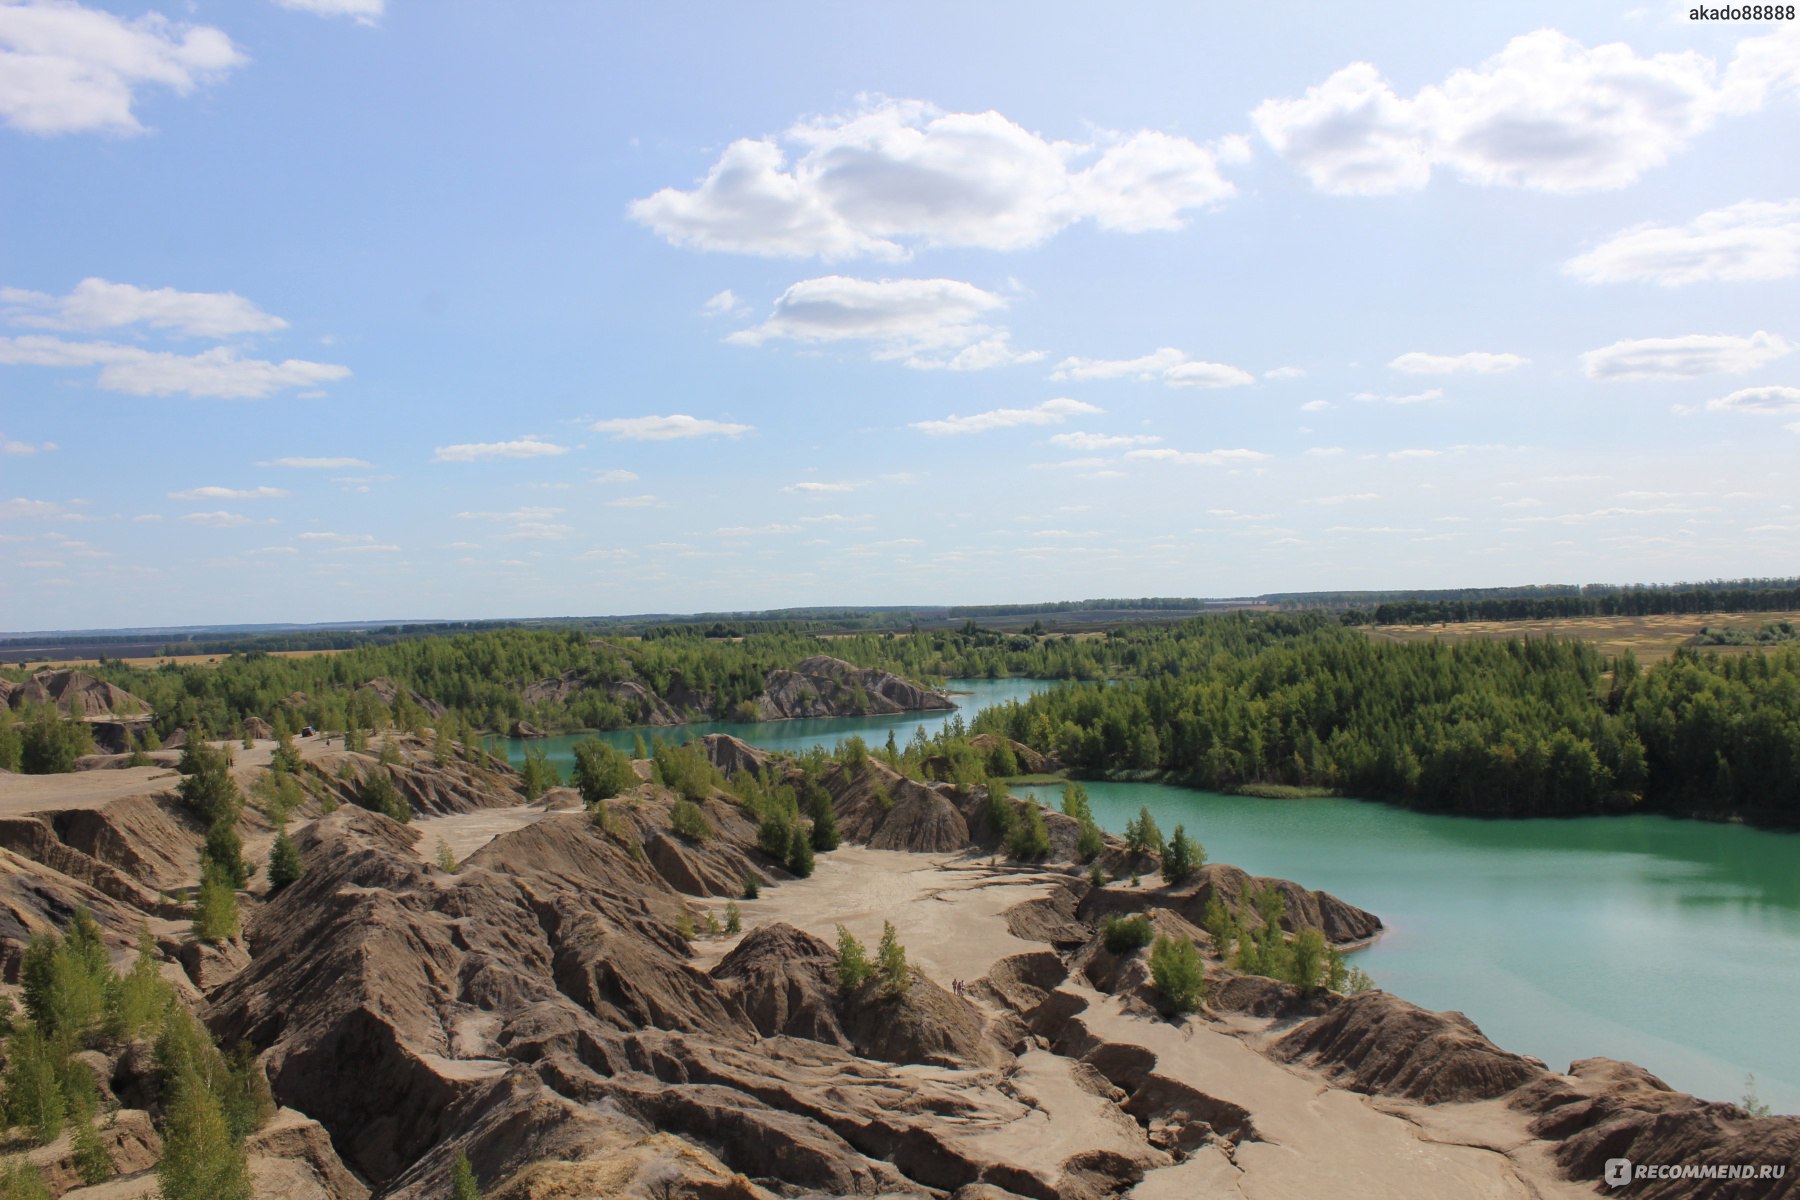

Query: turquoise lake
490,677,1800,1114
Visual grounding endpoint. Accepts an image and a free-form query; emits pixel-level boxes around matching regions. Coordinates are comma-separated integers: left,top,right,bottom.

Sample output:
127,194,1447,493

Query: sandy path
686,845,1060,984
407,802,577,865
0,764,181,816
1066,988,1593,1200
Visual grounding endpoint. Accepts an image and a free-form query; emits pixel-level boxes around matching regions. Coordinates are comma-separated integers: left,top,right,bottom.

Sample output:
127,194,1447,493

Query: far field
1363,610,1800,665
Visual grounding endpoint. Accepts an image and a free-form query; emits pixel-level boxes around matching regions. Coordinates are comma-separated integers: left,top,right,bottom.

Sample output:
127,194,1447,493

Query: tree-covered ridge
1345,581,1800,626
969,612,1800,821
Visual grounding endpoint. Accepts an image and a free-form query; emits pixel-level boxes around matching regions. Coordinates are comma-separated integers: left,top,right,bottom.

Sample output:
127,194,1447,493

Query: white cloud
590,414,752,440
604,495,663,508
263,456,371,469
1,497,62,519
1253,29,1796,195
1047,431,1162,450
588,468,639,483
168,485,288,501
1565,199,1800,286
297,531,371,542
1299,399,1333,412
1387,448,1442,460
629,97,1236,259
0,335,349,397
0,278,285,336
783,481,857,493
701,288,743,316
728,275,1040,370
1,434,56,455
1581,331,1791,380
1124,447,1269,466
912,397,1100,436
1389,350,1527,374
0,0,245,136
717,523,800,536
1264,366,1306,380
272,0,383,24
1706,385,1800,415
1355,387,1445,404
455,505,572,541
431,437,569,462
1051,346,1253,389
1305,446,1345,456
327,542,400,553
181,510,268,528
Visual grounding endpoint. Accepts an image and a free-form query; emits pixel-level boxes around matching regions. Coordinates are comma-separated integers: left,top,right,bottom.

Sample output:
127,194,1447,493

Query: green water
490,677,1800,1113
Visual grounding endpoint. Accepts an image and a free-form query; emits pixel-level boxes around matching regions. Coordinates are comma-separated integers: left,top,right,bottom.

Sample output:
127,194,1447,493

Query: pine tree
193,863,240,945
785,824,815,878
451,1152,480,1200
155,1070,252,1200
876,921,910,996
835,926,871,991
267,831,303,892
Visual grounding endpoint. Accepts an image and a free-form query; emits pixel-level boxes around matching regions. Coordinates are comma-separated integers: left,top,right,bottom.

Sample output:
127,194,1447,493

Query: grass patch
1231,782,1338,799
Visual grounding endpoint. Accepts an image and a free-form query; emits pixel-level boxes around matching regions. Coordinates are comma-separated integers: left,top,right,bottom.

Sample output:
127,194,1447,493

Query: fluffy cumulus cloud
1047,431,1162,450
589,414,752,440
431,437,569,463
1581,331,1792,380
0,335,349,398
1125,447,1269,466
1565,199,1800,286
629,98,1237,259
0,0,245,136
1051,346,1254,389
1355,388,1444,405
272,0,383,23
1253,28,1800,195
0,278,287,337
911,397,1099,436
263,456,370,469
729,275,1040,370
167,485,287,501
1389,350,1527,374
1706,385,1800,415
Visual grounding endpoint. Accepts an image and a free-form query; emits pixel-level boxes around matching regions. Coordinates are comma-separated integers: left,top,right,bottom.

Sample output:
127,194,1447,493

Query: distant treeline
970,611,1800,823
1345,581,1800,626
945,598,1215,618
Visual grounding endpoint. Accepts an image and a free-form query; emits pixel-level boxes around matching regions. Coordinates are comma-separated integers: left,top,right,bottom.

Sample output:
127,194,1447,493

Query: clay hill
0,728,1794,1198
1,669,152,721
519,654,954,730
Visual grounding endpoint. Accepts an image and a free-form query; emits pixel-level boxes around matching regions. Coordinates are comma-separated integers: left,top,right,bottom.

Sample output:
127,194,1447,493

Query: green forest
6,612,1798,824
968,612,1800,822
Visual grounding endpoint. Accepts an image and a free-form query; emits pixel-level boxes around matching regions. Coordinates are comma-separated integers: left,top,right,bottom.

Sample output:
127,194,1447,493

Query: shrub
785,824,815,878
1201,896,1237,956
267,831,304,892
757,811,792,859
435,839,458,873
106,926,172,1040
155,1070,252,1200
1006,800,1051,860
3,1023,66,1144
669,798,712,842
204,818,250,889
358,770,410,823
1087,862,1107,888
572,740,636,806
1123,806,1164,857
835,926,872,991
876,921,910,996
725,902,742,935
520,746,560,800
984,780,1015,836
0,1161,50,1200
1161,825,1203,885
808,791,839,852
193,863,240,945
452,1153,480,1200
1102,914,1154,954
742,872,761,900
1149,935,1206,1014
176,742,239,826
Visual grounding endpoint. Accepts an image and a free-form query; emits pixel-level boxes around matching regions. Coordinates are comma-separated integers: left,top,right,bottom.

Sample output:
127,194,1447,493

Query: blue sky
2,0,1797,630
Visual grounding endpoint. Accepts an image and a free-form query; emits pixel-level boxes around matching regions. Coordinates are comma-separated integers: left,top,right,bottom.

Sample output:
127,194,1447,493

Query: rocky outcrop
755,655,953,721
712,922,1007,1069
2,669,152,720
1271,989,1544,1103
826,759,972,852
358,676,447,719
300,737,524,817
700,733,767,777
